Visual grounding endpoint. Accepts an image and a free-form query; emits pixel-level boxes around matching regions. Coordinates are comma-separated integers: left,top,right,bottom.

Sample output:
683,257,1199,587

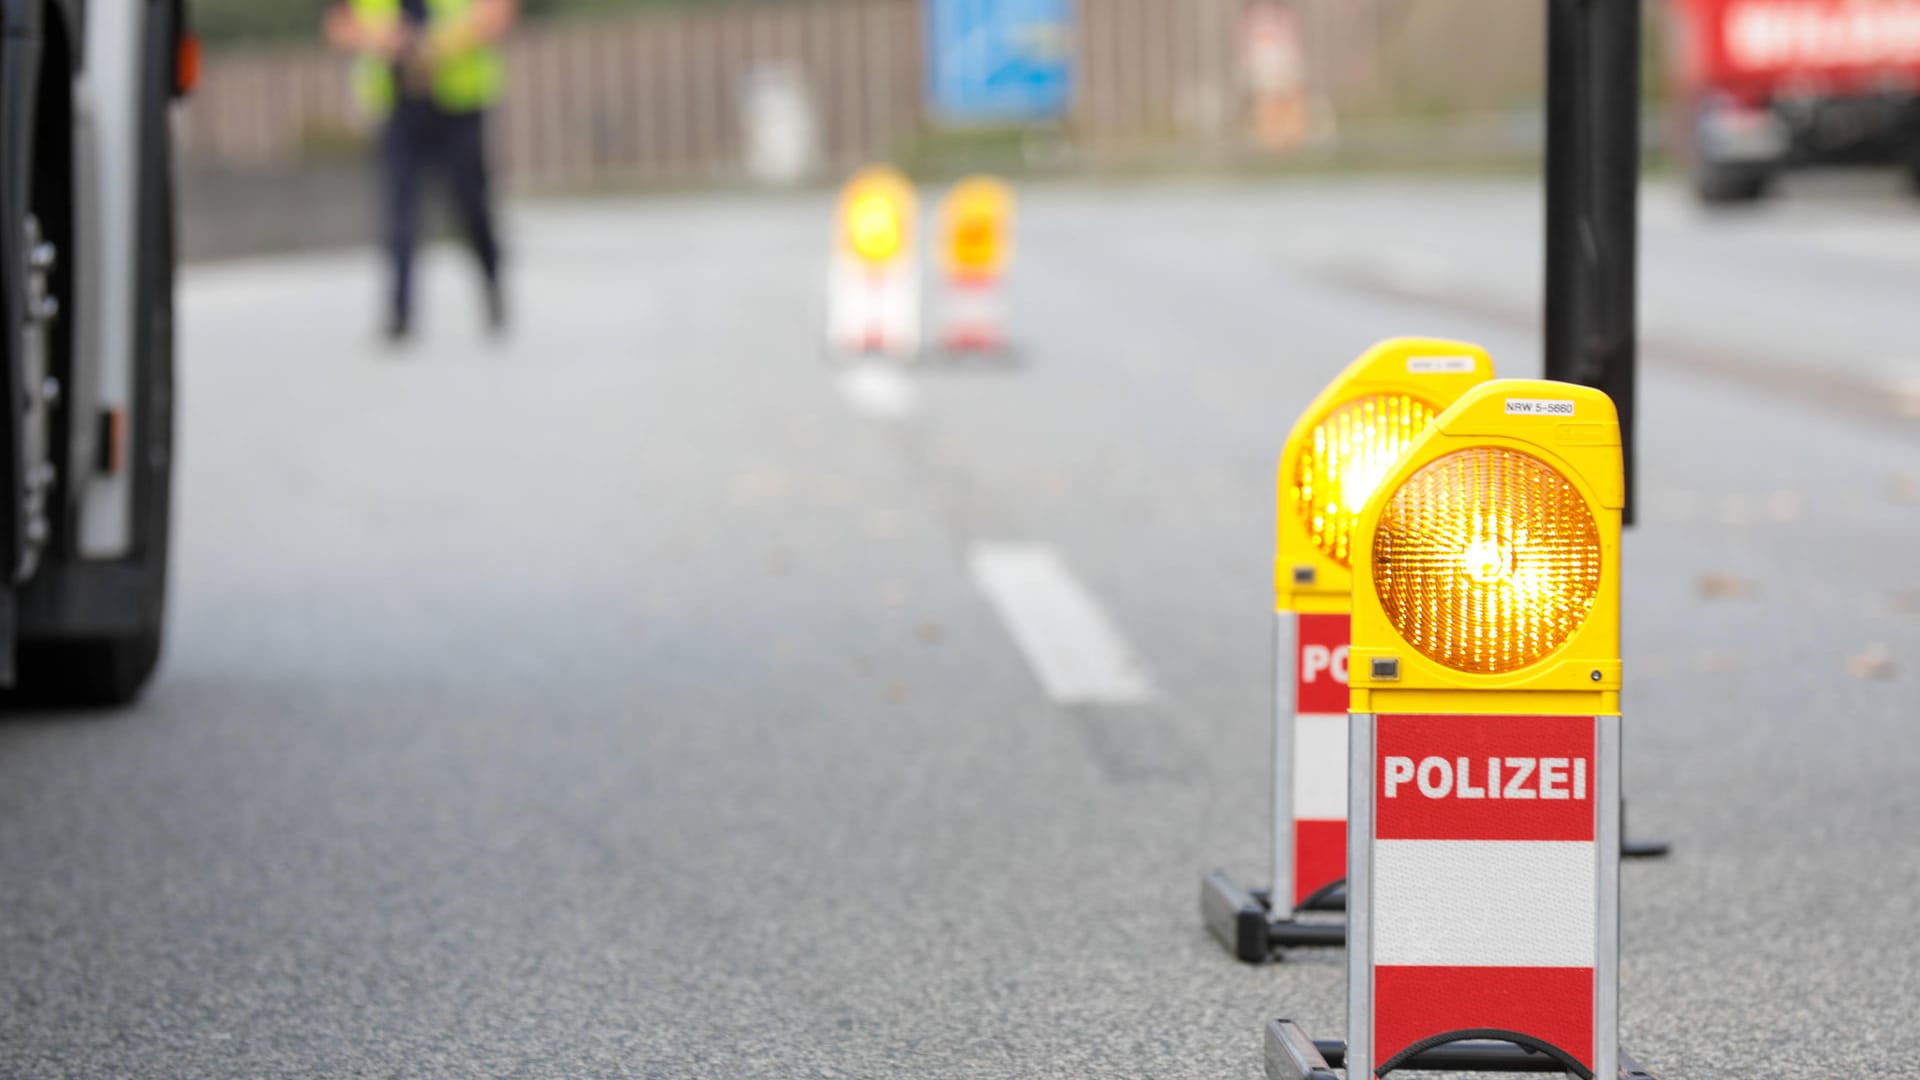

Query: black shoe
484,282,507,337
384,312,412,345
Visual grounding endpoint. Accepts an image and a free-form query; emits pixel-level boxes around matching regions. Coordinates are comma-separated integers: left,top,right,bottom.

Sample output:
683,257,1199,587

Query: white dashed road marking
837,363,919,420
968,543,1155,706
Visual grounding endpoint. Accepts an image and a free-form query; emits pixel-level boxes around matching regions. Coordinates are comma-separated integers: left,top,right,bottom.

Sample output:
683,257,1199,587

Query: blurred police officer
325,0,518,343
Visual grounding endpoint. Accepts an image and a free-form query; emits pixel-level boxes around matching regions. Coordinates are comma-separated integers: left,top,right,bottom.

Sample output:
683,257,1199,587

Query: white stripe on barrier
1291,712,1348,819
1373,839,1597,968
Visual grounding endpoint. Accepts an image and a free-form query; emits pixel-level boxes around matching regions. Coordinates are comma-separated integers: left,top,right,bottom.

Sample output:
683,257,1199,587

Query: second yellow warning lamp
1274,339,1497,618
1199,337,1498,963
938,176,1015,281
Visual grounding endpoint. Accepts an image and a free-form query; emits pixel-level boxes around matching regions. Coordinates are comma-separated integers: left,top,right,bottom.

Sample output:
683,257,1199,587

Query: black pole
1542,0,1584,386
1544,0,1640,525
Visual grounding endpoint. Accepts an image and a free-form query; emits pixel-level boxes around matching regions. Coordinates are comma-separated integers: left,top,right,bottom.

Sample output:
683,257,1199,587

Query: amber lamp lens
1372,448,1602,674
1293,393,1440,568
847,192,904,262
952,214,997,269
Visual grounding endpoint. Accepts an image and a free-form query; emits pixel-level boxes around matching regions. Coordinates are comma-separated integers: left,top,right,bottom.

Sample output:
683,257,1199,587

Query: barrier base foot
922,342,1024,370
1622,800,1671,859
1200,871,1345,963
1264,1021,1338,1080
1264,1020,1660,1080
1283,881,1348,913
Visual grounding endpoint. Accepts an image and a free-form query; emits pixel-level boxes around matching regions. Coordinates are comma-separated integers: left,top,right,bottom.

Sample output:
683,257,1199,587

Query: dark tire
13,4,174,708
1694,162,1771,205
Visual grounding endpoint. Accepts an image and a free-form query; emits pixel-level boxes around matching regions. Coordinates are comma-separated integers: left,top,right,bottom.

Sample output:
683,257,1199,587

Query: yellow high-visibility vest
351,0,503,115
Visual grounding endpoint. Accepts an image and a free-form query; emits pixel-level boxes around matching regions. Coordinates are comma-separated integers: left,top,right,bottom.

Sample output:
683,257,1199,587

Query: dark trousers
380,100,502,325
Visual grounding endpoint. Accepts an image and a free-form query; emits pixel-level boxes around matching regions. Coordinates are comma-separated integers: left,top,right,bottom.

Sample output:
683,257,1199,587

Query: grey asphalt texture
4,174,1920,1078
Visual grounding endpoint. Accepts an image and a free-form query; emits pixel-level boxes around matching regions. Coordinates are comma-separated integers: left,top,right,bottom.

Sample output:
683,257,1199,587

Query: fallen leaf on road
1695,650,1741,673
1898,384,1920,418
1698,574,1757,600
1767,490,1802,523
880,580,909,611
1847,644,1895,680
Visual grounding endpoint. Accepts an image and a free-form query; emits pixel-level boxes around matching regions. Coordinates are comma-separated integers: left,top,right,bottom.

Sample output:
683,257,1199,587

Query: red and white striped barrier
1265,379,1659,1079
934,178,1015,357
828,254,920,359
827,167,921,361
1346,711,1620,1079
1276,612,1349,909
938,272,1007,354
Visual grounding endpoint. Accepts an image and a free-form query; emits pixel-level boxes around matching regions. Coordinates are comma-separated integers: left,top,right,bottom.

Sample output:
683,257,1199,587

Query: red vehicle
1666,0,1920,201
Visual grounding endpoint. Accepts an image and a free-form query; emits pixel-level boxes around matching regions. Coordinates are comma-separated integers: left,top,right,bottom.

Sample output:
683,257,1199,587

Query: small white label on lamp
1504,398,1576,416
1406,355,1476,374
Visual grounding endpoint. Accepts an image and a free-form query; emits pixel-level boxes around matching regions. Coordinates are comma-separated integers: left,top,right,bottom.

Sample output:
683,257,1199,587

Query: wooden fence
180,0,1546,192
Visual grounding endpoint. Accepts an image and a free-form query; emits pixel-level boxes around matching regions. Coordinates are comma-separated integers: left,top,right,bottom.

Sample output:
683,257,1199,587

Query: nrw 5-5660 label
1504,398,1575,417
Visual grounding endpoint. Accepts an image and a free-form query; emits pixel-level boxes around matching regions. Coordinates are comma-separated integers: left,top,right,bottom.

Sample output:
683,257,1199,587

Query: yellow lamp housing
839,165,917,265
1274,338,1497,616
939,176,1015,279
1348,379,1624,716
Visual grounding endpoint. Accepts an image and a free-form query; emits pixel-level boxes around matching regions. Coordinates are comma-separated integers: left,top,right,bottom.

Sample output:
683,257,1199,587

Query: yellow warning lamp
1348,379,1623,714
1274,339,1496,616
939,176,1015,278
839,166,915,265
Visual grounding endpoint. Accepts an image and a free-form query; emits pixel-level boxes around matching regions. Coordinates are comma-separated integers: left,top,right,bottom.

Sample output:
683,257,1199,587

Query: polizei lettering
1301,643,1349,684
1382,756,1587,801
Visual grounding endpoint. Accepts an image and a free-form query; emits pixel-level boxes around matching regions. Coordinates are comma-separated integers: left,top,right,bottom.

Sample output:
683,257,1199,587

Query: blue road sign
926,0,1074,124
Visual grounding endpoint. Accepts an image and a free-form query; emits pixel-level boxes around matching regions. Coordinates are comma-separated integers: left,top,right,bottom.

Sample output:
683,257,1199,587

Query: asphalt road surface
4,175,1920,1078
